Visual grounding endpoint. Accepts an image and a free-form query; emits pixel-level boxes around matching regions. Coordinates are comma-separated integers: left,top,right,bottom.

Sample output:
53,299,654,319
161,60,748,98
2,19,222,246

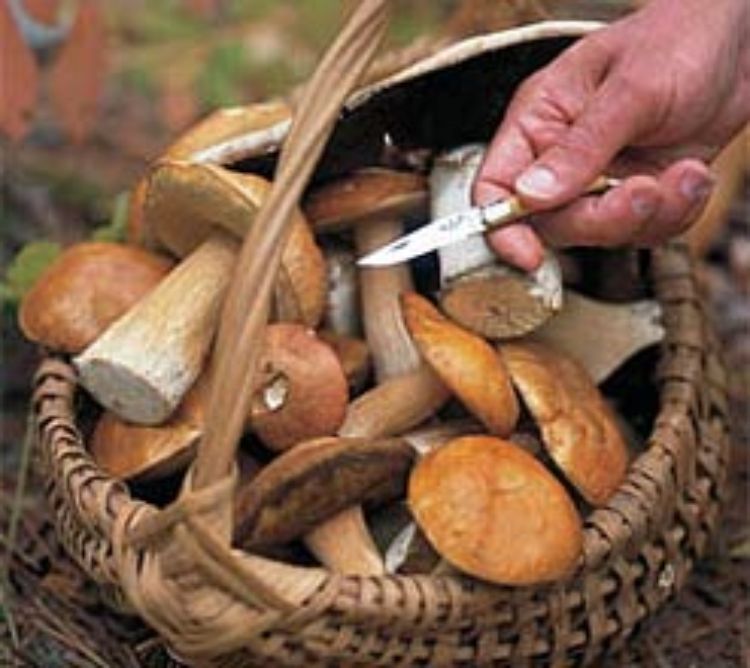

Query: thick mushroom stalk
528,290,665,384
76,162,326,425
432,145,562,339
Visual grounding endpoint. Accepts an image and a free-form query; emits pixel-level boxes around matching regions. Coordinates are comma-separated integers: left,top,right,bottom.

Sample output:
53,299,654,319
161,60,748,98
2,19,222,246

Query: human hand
474,0,750,270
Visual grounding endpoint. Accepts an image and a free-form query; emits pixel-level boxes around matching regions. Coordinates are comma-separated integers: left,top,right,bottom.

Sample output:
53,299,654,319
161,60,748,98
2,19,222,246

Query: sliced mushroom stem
433,145,562,339
75,232,237,424
528,290,664,384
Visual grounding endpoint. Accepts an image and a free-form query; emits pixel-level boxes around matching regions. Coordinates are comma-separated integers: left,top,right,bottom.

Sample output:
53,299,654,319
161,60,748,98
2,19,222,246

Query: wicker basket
31,6,731,667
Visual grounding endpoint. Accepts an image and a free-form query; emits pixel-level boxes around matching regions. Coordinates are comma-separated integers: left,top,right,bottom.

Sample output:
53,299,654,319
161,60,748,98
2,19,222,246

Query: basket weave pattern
32,242,731,666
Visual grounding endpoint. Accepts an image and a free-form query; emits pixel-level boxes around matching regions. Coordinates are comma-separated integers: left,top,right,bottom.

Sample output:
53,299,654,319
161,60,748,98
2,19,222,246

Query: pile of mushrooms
20,102,667,586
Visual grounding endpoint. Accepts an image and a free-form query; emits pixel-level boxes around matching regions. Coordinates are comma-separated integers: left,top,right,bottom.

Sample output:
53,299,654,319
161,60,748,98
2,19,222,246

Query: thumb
515,77,646,208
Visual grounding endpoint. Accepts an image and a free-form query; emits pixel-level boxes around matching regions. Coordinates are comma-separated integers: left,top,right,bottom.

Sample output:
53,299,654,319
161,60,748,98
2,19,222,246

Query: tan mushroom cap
128,102,291,247
248,324,349,451
90,374,206,482
144,161,326,326
234,435,415,547
164,101,291,161
303,168,428,232
499,341,630,506
401,292,519,436
409,435,583,585
19,242,172,353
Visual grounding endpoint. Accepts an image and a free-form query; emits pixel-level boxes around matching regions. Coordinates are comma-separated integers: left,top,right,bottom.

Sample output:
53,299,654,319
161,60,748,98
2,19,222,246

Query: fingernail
473,181,507,207
516,165,560,199
631,189,658,218
680,172,714,202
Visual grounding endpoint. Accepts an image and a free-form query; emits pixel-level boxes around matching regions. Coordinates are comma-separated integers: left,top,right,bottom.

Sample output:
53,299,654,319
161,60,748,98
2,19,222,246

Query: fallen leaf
23,0,63,24
159,74,199,133
183,0,222,20
47,0,107,143
0,2,39,141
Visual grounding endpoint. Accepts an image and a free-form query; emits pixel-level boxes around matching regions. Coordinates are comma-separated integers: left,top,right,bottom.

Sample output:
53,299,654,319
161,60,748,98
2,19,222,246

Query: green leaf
90,191,130,242
196,41,248,108
3,241,62,304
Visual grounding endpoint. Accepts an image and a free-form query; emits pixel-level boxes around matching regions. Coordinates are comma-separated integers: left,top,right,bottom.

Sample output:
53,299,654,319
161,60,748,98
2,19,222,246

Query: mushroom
126,101,292,246
302,168,448,575
75,162,326,425
18,242,172,354
431,145,562,339
321,242,361,337
233,435,415,549
528,290,664,384
498,341,630,506
409,435,583,585
401,291,519,436
248,324,349,452
303,168,428,233
89,374,206,482
318,330,372,394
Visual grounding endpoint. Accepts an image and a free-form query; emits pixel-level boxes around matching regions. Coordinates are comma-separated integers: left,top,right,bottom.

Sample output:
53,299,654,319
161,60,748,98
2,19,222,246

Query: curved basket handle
193,0,391,490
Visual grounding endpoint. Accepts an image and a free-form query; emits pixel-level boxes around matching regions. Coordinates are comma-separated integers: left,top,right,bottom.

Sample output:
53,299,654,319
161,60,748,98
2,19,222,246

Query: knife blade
357,176,619,267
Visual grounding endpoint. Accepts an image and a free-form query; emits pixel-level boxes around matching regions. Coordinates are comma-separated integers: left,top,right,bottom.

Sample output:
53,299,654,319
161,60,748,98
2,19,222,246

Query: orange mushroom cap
409,435,583,585
401,291,519,436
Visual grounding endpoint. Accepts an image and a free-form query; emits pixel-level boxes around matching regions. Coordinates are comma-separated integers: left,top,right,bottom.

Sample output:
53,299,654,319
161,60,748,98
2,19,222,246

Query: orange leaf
23,0,62,24
0,3,39,141
159,76,199,133
184,0,222,19
48,0,107,143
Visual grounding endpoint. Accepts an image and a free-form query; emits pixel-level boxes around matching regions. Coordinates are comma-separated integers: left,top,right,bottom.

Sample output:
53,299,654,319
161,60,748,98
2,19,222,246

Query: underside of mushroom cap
499,341,630,506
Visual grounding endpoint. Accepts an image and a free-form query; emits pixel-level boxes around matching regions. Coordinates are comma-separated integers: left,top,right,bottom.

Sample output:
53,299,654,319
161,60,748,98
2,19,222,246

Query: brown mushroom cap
303,168,428,232
89,374,206,481
18,242,173,353
234,435,415,547
499,341,630,506
401,291,519,436
409,435,583,585
248,324,349,451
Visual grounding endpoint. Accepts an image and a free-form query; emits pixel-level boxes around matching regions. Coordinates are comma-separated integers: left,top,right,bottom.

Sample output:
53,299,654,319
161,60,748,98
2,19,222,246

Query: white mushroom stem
75,233,237,424
432,145,562,339
528,290,665,384
355,219,421,379
323,243,361,337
